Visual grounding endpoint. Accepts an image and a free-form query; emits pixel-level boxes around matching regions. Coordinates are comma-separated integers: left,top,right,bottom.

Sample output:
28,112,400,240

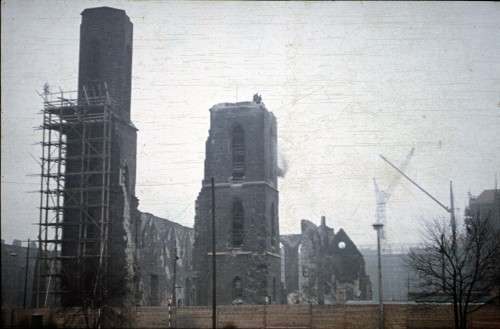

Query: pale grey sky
2,1,499,248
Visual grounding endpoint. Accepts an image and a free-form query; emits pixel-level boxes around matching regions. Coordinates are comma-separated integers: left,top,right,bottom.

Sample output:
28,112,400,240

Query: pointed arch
231,124,245,179
270,203,277,247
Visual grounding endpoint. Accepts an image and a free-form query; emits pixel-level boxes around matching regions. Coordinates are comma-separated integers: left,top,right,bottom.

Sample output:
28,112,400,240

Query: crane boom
385,147,415,202
373,147,415,240
379,154,450,213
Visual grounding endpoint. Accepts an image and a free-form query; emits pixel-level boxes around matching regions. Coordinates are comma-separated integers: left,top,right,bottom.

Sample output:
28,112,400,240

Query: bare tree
408,213,499,329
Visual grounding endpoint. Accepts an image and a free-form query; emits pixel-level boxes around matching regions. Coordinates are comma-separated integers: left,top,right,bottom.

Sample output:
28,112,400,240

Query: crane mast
374,147,415,239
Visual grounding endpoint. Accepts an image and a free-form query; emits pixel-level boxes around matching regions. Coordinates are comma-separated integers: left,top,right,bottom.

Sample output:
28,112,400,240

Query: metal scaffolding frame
36,83,116,307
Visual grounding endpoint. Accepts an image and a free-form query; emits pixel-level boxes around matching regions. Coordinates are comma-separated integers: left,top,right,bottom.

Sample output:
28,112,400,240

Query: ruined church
31,6,371,309
281,217,372,304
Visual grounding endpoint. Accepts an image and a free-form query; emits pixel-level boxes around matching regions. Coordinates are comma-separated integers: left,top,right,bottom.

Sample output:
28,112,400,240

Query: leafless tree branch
407,212,499,329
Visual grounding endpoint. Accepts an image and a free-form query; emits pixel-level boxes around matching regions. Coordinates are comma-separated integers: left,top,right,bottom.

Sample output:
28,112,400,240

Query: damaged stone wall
193,99,282,306
281,217,372,304
136,212,195,306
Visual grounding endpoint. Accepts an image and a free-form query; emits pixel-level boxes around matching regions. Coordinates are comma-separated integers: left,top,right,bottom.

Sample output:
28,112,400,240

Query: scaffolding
36,83,116,307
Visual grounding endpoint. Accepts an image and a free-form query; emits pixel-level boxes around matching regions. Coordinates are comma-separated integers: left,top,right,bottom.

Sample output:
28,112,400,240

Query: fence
3,303,500,329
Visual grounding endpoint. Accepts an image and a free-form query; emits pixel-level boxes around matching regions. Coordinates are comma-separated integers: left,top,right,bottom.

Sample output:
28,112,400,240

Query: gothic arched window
270,203,277,247
232,200,244,247
232,125,245,180
232,276,243,299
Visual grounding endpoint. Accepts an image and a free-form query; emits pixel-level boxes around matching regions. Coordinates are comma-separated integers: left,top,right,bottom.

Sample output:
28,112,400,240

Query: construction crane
373,147,415,239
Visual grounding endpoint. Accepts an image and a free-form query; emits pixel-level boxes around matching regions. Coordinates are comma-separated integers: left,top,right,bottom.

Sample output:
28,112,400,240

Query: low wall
3,303,500,329
172,304,500,329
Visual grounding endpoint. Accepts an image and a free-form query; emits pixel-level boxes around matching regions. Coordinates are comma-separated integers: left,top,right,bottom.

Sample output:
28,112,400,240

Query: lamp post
169,246,179,329
373,223,384,329
172,246,179,306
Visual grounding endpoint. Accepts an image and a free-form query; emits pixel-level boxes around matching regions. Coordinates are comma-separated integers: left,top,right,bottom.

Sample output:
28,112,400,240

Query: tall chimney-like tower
58,7,137,307
78,7,133,120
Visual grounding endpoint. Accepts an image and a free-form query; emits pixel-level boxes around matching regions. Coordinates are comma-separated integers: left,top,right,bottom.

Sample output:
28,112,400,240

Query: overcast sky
2,1,499,248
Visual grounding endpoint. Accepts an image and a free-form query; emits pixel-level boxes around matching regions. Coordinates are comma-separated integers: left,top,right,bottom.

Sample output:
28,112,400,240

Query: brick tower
50,7,138,306
193,96,281,305
78,7,133,121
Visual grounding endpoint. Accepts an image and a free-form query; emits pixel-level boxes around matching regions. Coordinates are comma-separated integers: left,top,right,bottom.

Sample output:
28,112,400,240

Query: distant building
465,188,500,296
465,189,500,234
361,249,418,302
281,217,372,304
1,240,38,308
193,98,281,305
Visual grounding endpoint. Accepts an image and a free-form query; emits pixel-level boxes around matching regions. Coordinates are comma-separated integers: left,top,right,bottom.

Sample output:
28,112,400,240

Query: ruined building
281,217,372,304
32,5,371,309
38,7,137,307
465,189,500,234
136,212,195,306
465,189,500,295
193,98,281,305
35,6,199,309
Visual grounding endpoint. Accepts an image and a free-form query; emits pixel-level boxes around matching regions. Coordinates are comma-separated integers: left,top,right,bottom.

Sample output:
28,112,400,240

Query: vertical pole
450,181,456,249
172,246,177,306
23,239,30,309
440,233,445,292
407,272,410,301
168,299,173,328
449,180,459,329
263,303,267,329
378,229,383,329
172,245,179,329
44,112,53,307
373,223,384,329
37,104,48,308
211,177,217,329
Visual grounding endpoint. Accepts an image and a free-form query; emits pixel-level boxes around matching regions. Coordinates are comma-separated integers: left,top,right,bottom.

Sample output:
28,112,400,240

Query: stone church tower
193,97,281,305
58,7,138,306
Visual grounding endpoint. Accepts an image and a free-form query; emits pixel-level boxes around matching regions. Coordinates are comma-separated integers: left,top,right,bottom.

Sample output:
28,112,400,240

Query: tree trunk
453,294,459,329
460,307,468,329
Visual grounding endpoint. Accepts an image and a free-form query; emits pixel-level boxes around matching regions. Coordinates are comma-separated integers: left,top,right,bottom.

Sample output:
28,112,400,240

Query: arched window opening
232,125,245,180
270,203,277,247
232,200,244,247
232,276,243,299
270,124,277,178
258,264,268,299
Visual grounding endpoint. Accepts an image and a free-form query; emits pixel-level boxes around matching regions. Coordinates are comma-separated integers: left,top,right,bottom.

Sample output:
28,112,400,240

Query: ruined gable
281,217,372,304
